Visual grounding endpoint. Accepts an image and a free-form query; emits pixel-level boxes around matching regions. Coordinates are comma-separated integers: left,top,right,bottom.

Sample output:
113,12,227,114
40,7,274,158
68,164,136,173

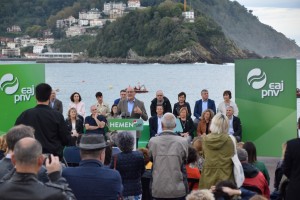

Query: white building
33,45,44,54
79,8,101,20
7,42,17,49
56,16,77,28
38,52,79,59
128,0,140,8
66,26,86,37
90,19,103,27
7,25,21,33
2,48,20,56
79,19,89,26
103,2,126,16
182,11,195,23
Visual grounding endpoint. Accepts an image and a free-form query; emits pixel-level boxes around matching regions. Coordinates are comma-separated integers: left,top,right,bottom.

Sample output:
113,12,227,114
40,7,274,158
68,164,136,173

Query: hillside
0,0,299,60
87,0,258,63
192,0,300,58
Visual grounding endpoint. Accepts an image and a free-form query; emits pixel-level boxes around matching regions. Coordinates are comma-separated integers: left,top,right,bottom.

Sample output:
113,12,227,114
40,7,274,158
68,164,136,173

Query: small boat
297,88,300,98
134,84,148,93
125,84,148,93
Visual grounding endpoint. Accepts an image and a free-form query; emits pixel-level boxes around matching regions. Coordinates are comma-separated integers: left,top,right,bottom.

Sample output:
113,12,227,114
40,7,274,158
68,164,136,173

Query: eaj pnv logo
0,73,35,104
247,68,284,98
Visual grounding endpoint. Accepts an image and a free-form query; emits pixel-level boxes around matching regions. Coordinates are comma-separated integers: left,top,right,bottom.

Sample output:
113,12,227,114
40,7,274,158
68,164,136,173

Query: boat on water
125,84,149,93
297,88,300,98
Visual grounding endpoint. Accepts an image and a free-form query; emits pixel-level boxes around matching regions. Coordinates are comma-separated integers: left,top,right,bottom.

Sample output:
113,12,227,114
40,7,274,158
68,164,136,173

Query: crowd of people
0,83,299,200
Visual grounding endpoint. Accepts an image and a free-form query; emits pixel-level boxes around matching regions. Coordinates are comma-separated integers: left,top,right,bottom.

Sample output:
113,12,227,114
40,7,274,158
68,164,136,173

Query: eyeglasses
157,95,163,97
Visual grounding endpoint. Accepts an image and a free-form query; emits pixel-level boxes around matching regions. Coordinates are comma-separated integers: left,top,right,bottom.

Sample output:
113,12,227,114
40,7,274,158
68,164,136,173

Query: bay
1,61,300,121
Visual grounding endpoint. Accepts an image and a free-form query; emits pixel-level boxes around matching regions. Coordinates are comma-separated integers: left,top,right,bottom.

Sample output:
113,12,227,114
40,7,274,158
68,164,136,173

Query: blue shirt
202,100,208,114
127,99,135,115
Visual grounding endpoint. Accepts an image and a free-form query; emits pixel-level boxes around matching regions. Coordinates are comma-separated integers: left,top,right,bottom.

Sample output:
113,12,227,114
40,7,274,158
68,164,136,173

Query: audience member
95,91,110,117
66,107,84,136
117,86,148,147
149,105,164,138
199,113,235,189
0,134,7,160
213,180,255,200
49,90,63,114
62,134,123,200
0,125,49,182
148,113,188,199
69,92,86,119
0,137,75,199
237,148,270,199
197,109,214,136
150,90,172,116
186,146,201,191
270,142,287,199
15,83,76,159
114,89,127,105
110,132,145,199
138,147,153,200
192,137,205,172
243,142,270,185
186,189,215,200
193,89,216,127
226,106,242,142
178,107,195,142
283,137,300,200
217,90,239,116
85,105,107,135
173,92,191,118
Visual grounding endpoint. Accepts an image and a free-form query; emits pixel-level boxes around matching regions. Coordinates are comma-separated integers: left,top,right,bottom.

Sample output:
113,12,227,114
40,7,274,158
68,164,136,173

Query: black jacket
232,116,242,142
0,172,75,200
150,97,172,117
15,105,74,158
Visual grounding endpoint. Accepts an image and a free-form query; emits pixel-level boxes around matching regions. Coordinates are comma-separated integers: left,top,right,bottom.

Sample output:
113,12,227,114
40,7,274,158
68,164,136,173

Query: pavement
257,156,281,192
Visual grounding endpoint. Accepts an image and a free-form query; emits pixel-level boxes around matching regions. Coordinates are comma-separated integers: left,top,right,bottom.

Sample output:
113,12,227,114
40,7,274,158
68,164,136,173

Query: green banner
235,58,296,157
0,64,45,134
108,119,144,131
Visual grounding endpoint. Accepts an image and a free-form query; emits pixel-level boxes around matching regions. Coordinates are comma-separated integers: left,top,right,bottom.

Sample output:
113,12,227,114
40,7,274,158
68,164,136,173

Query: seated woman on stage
65,107,84,136
178,107,195,143
173,92,191,118
107,104,120,119
197,109,214,136
217,90,239,116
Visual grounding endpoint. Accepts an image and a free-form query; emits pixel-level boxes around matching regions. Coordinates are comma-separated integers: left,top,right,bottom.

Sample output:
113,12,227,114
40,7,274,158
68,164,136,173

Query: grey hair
210,113,229,134
226,105,234,112
117,131,134,152
6,124,35,151
161,112,176,130
186,189,215,200
201,89,208,94
14,138,42,165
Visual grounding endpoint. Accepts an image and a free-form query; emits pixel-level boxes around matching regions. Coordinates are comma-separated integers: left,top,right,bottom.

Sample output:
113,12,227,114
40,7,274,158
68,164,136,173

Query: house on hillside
103,2,126,18
128,0,140,8
182,11,194,23
7,25,21,33
2,48,20,57
66,26,86,37
79,8,101,20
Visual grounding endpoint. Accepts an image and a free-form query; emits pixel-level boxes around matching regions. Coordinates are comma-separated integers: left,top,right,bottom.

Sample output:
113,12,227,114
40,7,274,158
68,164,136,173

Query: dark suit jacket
150,96,172,117
65,118,84,134
193,99,216,119
62,160,122,200
283,138,300,200
117,98,148,138
149,116,159,138
232,116,242,142
49,99,63,114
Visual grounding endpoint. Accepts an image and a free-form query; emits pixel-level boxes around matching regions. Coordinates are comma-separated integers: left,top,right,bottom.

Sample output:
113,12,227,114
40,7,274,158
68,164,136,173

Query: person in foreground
15,83,76,159
148,112,189,200
283,137,300,200
62,134,123,200
0,137,75,200
199,113,235,189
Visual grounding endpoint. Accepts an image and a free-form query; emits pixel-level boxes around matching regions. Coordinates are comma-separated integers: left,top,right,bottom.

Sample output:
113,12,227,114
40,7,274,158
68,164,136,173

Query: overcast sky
234,0,300,46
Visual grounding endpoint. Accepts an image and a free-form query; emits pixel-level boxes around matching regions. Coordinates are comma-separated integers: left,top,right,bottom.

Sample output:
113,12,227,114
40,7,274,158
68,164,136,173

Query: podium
107,119,144,150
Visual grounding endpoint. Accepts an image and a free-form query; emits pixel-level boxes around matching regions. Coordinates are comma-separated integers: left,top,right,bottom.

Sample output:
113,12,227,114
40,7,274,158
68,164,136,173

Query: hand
134,106,142,114
45,154,61,174
71,130,79,137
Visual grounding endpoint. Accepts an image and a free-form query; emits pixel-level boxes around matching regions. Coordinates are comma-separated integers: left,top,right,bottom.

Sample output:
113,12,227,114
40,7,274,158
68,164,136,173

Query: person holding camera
0,137,75,200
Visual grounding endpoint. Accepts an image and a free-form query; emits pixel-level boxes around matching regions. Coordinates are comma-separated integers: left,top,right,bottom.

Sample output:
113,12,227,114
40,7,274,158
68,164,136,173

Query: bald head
156,90,164,101
13,137,42,165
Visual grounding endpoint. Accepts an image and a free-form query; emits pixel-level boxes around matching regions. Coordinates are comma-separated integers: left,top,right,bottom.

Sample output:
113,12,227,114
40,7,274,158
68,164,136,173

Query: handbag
229,135,245,188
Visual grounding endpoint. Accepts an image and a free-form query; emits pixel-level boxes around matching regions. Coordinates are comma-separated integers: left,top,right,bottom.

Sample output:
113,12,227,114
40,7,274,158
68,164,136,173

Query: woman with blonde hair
199,113,235,189
65,107,84,136
197,109,214,136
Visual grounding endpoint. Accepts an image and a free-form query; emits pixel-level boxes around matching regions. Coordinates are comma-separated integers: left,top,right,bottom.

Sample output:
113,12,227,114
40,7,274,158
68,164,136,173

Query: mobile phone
43,154,52,165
